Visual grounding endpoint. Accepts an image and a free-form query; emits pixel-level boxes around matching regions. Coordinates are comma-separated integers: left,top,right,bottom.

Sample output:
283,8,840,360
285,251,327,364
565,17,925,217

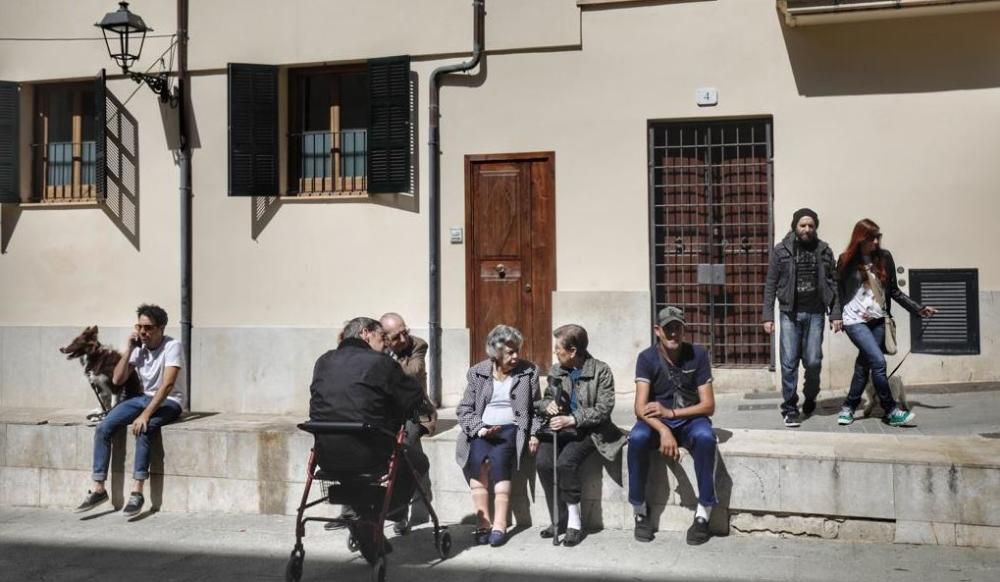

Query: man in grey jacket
763,208,842,427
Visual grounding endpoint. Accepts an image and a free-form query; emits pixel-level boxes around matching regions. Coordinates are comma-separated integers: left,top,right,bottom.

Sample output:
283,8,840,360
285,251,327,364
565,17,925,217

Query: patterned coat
454,359,542,471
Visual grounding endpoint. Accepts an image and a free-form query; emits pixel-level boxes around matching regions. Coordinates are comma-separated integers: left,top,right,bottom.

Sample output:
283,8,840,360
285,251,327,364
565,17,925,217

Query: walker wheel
435,530,452,559
347,532,359,553
371,555,387,582
285,548,304,582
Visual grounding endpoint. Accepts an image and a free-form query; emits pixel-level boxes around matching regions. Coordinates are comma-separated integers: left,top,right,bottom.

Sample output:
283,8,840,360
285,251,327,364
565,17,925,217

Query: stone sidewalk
2,507,999,582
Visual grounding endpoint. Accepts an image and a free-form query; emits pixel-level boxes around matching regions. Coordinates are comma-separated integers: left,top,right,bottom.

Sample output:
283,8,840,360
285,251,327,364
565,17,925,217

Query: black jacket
838,249,923,318
309,338,424,471
763,231,842,321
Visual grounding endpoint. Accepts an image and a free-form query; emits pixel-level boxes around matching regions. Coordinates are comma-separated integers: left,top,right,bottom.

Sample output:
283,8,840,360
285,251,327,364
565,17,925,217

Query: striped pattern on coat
454,359,542,472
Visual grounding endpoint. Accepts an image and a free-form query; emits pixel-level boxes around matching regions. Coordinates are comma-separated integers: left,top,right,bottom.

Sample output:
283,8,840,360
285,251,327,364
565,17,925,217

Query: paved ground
2,507,999,582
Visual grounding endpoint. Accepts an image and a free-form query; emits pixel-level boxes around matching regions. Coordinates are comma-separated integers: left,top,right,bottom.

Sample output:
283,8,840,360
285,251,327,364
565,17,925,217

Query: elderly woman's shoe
472,527,490,545
488,529,507,547
562,528,584,547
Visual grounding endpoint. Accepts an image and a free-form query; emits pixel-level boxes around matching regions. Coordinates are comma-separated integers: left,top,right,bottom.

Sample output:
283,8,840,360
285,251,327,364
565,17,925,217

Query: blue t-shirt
635,343,712,414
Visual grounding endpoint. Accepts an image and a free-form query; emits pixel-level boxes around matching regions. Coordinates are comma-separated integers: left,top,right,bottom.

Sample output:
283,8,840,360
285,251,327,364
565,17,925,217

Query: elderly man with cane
535,324,626,547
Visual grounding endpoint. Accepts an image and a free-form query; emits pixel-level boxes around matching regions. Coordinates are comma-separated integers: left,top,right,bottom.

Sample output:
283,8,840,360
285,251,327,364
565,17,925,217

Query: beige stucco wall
2,0,999,412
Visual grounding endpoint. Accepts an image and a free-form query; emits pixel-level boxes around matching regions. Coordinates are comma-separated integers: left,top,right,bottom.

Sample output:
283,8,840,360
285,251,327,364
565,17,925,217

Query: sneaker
633,513,654,542
122,492,144,516
563,528,584,547
783,411,801,428
74,489,108,512
837,407,855,426
539,523,566,539
686,516,711,545
887,408,916,427
488,529,507,547
802,399,816,417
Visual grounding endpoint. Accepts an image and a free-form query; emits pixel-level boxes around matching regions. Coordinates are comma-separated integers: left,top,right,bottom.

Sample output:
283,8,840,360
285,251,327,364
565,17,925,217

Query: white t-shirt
842,285,885,326
129,336,185,406
481,376,516,426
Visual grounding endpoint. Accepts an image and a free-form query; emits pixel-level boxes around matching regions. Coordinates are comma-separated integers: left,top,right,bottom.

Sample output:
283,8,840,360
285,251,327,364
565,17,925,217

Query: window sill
17,199,101,209
280,191,370,202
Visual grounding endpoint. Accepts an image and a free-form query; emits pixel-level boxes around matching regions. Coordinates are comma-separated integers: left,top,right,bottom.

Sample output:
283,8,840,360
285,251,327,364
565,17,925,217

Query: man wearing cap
627,306,718,545
763,208,842,428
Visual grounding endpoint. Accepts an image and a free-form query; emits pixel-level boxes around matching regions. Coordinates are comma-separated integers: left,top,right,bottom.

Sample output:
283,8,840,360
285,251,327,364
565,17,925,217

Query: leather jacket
838,249,923,318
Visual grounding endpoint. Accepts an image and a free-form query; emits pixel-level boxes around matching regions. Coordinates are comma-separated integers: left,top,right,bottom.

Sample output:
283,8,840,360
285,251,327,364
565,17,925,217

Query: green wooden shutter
0,81,19,203
367,56,411,194
228,64,279,196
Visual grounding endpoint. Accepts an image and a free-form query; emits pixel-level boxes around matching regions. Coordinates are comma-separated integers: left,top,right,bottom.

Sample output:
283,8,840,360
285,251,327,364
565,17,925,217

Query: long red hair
838,218,887,282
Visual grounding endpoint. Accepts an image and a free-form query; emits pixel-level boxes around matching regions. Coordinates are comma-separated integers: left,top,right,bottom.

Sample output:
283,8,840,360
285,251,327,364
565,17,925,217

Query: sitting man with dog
310,317,430,537
76,304,185,516
379,312,437,535
627,306,718,546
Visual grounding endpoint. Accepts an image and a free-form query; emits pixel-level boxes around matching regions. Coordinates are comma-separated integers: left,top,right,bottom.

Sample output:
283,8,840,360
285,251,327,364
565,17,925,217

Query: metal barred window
648,118,774,367
908,269,980,355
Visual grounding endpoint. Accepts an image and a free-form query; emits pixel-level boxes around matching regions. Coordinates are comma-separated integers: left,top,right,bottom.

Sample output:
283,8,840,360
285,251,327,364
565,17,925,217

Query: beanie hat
791,208,819,230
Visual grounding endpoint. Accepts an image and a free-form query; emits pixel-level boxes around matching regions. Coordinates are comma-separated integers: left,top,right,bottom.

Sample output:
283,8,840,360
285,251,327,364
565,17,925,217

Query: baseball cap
657,306,686,327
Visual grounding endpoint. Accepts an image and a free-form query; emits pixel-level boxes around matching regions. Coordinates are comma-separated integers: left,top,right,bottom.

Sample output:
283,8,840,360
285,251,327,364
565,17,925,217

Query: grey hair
341,317,381,340
485,324,523,360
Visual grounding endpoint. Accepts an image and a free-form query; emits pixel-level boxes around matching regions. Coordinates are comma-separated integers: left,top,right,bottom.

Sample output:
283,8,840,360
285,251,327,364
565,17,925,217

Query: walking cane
551,423,560,546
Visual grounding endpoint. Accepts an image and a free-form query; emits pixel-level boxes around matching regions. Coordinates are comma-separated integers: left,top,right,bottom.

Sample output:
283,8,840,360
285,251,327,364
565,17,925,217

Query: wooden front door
465,152,555,373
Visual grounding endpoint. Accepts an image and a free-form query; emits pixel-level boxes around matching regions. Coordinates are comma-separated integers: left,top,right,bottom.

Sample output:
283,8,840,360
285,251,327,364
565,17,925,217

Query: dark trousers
402,420,432,523
536,434,596,523
627,417,718,507
779,311,825,415
317,434,429,522
843,319,896,413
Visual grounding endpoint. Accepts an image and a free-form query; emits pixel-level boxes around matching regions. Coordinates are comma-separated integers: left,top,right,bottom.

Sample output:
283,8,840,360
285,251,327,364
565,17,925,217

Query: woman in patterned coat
455,324,541,547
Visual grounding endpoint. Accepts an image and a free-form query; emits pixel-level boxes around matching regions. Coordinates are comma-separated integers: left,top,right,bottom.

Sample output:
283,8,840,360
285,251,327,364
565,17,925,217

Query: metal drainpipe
428,0,485,407
177,0,193,409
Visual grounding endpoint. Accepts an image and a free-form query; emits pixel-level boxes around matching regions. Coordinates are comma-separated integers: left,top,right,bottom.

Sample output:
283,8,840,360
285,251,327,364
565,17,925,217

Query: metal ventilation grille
910,269,979,355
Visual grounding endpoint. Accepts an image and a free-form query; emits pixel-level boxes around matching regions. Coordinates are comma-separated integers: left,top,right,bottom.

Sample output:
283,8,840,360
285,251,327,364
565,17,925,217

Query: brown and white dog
60,325,143,420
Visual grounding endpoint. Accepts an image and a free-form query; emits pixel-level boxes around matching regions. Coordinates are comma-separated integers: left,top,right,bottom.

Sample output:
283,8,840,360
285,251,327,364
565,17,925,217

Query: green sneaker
887,408,916,427
837,407,855,426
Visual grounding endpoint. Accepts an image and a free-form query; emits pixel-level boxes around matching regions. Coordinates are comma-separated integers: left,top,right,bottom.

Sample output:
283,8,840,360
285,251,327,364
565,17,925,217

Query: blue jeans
842,319,896,413
92,395,182,481
779,312,825,415
627,417,718,507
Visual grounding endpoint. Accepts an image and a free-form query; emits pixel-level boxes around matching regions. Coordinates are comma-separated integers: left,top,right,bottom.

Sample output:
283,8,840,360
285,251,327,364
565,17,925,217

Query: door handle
525,283,532,293
495,263,507,278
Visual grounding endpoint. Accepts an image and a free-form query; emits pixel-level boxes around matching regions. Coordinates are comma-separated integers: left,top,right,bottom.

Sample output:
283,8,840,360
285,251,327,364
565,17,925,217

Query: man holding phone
75,304,185,516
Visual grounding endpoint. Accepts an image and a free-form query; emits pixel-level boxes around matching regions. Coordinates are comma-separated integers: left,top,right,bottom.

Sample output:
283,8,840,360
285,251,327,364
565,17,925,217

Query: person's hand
763,321,774,335
657,430,680,461
125,330,140,352
643,402,671,419
545,400,560,416
478,426,501,439
549,415,576,431
130,414,150,436
528,436,540,455
920,306,938,318
831,320,843,333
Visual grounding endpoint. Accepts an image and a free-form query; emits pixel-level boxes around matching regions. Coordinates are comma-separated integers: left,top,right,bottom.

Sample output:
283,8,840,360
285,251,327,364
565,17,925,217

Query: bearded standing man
762,208,842,428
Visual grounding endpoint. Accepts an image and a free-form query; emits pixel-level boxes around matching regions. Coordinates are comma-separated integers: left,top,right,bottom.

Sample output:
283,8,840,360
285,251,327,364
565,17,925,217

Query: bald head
380,312,411,354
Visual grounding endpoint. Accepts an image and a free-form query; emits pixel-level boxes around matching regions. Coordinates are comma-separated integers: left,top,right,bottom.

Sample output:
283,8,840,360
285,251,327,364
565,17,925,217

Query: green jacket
535,354,627,461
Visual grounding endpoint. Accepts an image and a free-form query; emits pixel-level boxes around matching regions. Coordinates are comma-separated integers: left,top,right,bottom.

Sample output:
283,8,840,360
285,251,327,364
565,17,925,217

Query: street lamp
96,2,177,106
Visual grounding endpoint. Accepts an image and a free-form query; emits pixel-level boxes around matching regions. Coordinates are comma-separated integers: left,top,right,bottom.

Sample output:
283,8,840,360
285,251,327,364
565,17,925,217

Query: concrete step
1,407,998,548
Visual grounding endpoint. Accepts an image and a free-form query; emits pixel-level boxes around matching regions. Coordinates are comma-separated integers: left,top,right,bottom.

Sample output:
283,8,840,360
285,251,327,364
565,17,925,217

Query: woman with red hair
836,219,937,427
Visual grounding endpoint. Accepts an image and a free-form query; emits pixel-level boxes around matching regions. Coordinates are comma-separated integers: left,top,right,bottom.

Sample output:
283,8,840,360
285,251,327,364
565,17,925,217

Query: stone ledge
1,408,999,547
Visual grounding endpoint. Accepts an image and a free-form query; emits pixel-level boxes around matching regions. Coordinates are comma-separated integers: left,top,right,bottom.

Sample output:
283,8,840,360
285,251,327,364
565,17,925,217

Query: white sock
567,502,582,530
696,504,712,521
633,502,648,517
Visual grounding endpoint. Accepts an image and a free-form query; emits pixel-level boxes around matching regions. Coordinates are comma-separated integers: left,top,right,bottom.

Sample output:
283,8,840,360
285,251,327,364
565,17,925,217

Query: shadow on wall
250,71,422,240
780,10,1000,96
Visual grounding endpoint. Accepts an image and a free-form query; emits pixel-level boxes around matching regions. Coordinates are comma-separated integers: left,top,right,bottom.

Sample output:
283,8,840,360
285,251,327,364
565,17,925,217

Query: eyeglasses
385,329,409,342
868,233,883,241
